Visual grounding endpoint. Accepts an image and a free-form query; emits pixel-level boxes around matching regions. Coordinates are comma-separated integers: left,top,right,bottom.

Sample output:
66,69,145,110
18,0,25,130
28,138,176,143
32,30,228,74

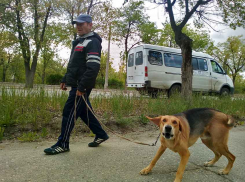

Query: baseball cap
72,14,92,24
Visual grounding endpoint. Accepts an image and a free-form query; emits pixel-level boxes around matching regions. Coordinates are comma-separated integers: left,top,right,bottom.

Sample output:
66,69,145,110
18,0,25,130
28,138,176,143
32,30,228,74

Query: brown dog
140,108,235,182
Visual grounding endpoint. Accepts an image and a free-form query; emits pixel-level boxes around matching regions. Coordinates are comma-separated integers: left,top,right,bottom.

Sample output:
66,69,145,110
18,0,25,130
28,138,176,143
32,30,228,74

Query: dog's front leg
174,149,190,182
140,145,166,175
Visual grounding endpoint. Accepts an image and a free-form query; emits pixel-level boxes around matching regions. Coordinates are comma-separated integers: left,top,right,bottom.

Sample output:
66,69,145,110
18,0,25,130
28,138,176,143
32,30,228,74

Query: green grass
17,132,40,142
0,87,245,141
0,127,4,141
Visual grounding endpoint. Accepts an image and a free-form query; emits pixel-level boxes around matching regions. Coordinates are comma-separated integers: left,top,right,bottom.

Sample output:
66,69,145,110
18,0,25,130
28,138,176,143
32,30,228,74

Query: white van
126,44,234,97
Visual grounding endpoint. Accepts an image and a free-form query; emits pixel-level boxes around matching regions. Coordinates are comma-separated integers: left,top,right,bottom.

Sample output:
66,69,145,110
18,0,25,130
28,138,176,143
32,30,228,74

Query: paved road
0,126,245,182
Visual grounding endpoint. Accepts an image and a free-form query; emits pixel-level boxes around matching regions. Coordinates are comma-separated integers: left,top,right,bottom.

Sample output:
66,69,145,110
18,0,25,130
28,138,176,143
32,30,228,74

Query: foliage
138,22,161,45
159,23,213,52
95,77,124,89
108,78,124,89
208,35,245,85
234,75,245,94
46,74,64,85
0,30,20,82
56,0,113,41
97,51,113,80
0,127,4,141
217,0,245,29
0,0,52,88
114,0,156,65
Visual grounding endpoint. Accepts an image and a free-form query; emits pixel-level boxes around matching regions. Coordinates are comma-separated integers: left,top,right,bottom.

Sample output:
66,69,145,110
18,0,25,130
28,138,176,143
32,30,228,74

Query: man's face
76,22,92,36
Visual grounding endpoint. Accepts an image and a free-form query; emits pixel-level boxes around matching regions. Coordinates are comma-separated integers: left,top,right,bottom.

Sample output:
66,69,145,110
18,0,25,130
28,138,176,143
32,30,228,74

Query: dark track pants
56,87,108,149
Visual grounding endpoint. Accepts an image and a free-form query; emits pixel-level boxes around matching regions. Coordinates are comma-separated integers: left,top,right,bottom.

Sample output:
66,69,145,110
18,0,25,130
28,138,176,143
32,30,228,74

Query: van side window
128,53,134,67
148,51,163,66
198,59,208,71
164,53,182,68
211,60,223,74
192,58,198,70
136,51,143,65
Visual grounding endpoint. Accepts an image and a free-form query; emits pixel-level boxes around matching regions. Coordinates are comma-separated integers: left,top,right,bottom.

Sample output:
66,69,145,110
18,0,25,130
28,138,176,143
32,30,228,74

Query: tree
209,35,245,86
91,3,119,89
138,22,161,45
97,51,115,80
0,30,19,82
38,22,70,84
114,0,157,74
8,54,25,83
159,23,213,52
140,0,245,99
0,0,52,88
57,0,110,40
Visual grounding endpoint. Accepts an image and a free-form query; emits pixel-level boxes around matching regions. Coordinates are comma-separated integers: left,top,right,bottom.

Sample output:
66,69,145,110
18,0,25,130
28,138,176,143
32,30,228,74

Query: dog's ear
179,121,182,132
146,116,162,127
177,117,188,139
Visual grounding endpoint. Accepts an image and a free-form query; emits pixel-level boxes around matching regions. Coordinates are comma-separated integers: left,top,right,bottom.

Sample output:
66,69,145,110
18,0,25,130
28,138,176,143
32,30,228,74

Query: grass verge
0,87,244,142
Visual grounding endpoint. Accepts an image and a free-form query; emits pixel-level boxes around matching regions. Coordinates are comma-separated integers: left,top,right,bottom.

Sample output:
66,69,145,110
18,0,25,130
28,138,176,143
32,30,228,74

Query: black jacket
61,32,102,92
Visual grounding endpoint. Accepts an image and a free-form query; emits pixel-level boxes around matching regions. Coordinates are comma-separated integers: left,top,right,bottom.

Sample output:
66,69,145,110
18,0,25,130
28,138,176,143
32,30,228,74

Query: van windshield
211,60,224,74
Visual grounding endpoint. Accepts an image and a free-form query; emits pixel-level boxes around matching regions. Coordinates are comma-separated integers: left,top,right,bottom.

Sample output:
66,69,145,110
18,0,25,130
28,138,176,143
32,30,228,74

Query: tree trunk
104,24,111,89
25,67,35,88
124,25,131,91
175,31,193,99
1,58,6,82
232,74,236,86
2,66,6,82
41,69,46,84
15,0,51,88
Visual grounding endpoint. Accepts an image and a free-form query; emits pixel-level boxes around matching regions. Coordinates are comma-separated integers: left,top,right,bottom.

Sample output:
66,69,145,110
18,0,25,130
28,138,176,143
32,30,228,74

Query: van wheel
220,88,230,96
168,85,181,98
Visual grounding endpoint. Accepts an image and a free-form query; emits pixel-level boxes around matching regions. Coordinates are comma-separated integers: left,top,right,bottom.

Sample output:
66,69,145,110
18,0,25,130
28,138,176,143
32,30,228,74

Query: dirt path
0,126,245,182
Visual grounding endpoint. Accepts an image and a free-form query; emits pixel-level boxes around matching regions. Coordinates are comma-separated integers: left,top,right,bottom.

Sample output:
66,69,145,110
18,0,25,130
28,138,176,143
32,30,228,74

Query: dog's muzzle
163,125,174,139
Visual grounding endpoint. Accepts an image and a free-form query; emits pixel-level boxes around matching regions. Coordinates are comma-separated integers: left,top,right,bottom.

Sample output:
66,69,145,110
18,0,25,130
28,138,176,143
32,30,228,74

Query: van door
192,58,211,92
134,47,145,84
127,52,135,85
210,60,227,92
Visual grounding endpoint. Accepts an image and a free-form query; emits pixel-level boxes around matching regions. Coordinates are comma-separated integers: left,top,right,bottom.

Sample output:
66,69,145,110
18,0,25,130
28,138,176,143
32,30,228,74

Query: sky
59,0,245,73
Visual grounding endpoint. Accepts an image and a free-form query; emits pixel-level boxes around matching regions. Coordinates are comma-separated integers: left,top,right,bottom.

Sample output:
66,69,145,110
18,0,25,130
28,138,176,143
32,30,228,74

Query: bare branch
167,0,177,31
185,0,189,14
200,16,219,32
15,0,31,64
171,0,177,6
128,41,142,52
87,0,93,14
201,0,213,4
179,0,203,29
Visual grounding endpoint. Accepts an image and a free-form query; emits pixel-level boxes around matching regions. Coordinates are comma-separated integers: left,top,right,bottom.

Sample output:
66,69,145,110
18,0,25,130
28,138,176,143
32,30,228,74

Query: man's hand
60,83,67,91
76,90,85,96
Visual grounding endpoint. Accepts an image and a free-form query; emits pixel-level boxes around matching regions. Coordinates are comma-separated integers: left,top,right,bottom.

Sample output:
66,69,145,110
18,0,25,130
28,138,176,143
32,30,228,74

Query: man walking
44,14,109,155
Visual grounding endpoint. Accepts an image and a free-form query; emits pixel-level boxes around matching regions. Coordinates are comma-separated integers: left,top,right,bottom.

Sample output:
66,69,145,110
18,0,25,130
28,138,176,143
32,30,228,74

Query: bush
46,74,63,85
108,78,124,89
95,77,124,89
95,77,104,88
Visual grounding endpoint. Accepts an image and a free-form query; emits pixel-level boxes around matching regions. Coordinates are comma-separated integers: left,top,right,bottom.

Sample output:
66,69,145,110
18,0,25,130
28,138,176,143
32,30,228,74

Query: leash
76,95,160,146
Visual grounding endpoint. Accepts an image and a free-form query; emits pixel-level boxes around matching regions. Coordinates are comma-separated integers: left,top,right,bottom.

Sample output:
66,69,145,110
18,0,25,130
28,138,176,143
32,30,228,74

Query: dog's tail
227,115,235,127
